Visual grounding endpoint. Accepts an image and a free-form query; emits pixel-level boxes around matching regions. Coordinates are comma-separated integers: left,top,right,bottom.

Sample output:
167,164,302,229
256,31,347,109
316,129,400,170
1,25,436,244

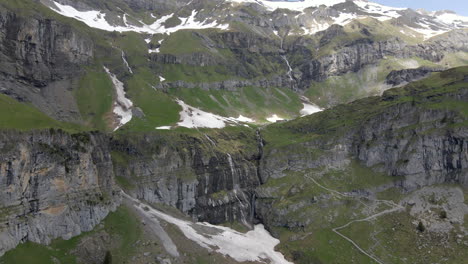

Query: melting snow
233,115,255,123
177,100,229,128
354,0,404,21
435,12,468,27
176,100,255,129
149,39,164,54
124,193,293,264
300,103,322,116
156,126,172,130
266,114,284,123
104,67,133,130
229,0,346,12
406,23,449,40
49,2,229,35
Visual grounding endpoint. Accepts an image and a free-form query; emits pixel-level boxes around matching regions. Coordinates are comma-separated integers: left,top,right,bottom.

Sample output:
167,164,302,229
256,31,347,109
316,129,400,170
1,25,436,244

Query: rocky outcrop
156,74,293,91
0,8,93,123
385,67,443,86
299,30,468,86
353,94,468,189
0,130,119,256
150,52,223,67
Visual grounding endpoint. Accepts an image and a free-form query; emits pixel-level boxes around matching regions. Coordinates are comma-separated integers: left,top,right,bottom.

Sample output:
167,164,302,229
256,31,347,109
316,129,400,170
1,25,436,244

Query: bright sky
375,0,468,16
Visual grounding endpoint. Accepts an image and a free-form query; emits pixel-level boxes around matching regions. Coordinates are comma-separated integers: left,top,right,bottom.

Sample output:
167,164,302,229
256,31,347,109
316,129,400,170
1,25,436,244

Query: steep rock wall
0,130,119,256
0,9,93,122
110,132,262,225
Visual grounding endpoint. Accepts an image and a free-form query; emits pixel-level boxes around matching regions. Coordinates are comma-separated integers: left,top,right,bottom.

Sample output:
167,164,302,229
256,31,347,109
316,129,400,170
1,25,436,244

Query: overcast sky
375,0,468,16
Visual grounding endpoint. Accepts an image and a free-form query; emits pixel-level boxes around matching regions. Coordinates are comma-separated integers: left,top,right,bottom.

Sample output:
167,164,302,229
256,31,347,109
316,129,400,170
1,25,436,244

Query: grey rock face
299,30,468,86
0,9,93,123
385,67,443,86
111,133,262,225
0,130,119,256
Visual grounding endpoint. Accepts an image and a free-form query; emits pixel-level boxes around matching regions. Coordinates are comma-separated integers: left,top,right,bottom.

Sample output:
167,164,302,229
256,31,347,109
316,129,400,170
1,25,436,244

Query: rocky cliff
110,131,262,225
0,130,119,256
0,7,94,123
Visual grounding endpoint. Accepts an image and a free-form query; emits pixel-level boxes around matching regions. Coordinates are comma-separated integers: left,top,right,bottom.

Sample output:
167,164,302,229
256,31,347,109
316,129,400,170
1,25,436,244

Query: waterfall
234,190,250,228
250,192,256,224
121,51,133,74
281,55,294,81
226,153,239,189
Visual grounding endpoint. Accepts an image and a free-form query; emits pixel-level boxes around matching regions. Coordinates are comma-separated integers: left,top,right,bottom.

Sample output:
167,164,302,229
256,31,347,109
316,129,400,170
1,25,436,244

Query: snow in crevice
48,2,229,35
124,193,293,264
405,23,449,40
149,39,164,54
104,67,133,130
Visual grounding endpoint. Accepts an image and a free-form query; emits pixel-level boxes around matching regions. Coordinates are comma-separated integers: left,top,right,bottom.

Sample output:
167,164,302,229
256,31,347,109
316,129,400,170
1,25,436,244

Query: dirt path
305,175,404,264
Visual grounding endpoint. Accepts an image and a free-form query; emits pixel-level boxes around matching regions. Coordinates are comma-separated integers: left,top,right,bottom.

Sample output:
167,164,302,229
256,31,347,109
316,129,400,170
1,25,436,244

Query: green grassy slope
0,94,82,131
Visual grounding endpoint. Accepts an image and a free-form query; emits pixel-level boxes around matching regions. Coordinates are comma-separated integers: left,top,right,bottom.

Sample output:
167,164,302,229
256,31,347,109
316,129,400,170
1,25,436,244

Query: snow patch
266,114,284,123
406,23,448,40
435,12,468,27
49,2,229,35
229,0,346,12
177,100,228,128
104,67,133,130
156,126,172,130
124,193,292,264
354,0,404,21
233,115,255,123
300,103,323,116
149,39,164,54
159,76,166,82
176,100,255,129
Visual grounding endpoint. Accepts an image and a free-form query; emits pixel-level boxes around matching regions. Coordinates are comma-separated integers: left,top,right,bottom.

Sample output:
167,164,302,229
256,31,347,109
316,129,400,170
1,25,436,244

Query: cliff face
110,132,262,225
0,130,119,256
0,9,93,123
299,30,468,85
